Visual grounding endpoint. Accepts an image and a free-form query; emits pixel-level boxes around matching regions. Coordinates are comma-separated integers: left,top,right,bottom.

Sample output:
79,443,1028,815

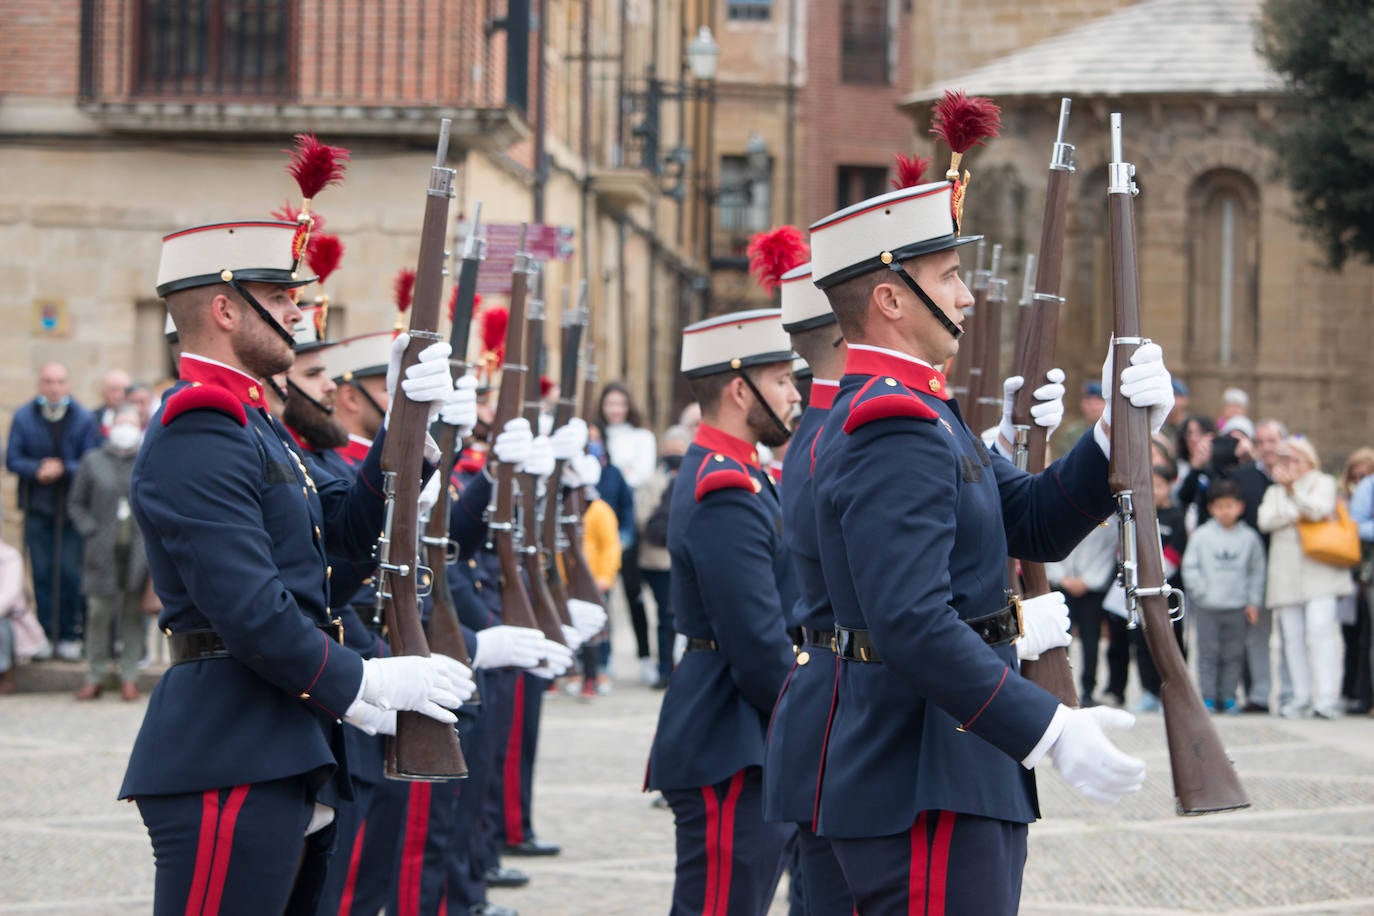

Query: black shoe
471,904,519,916
484,866,530,888
652,675,671,690
502,837,561,857
1241,702,1269,714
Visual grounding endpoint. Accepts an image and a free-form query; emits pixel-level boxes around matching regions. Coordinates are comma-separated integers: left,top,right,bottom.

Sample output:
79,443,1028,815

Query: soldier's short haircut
687,371,736,414
164,283,231,341
823,270,886,340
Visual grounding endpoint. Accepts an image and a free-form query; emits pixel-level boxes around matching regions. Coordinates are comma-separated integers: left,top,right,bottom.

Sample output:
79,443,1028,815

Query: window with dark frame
841,0,891,85
136,0,293,99
836,165,890,210
727,0,772,21
717,154,773,235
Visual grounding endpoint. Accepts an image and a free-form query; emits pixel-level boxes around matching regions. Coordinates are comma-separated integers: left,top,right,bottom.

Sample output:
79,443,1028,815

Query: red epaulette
694,453,759,501
842,375,938,434
161,384,248,427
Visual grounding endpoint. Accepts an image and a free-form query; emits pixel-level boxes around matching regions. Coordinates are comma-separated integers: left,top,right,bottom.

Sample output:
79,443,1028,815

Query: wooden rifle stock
488,231,543,636
421,202,486,705
968,244,1007,433
518,268,571,644
541,284,588,618
379,120,466,780
947,239,986,402
560,324,603,605
1107,113,1247,815
1010,98,1079,706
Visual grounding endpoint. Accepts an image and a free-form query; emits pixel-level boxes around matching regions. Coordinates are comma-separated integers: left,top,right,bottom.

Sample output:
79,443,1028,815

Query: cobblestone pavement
2,660,1373,914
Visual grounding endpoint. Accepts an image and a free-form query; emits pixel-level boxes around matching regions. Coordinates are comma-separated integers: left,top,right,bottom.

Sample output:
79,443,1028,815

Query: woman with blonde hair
1257,436,1354,718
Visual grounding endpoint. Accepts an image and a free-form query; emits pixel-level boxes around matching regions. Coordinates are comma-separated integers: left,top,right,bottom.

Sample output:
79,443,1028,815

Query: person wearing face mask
6,362,102,660
67,405,148,701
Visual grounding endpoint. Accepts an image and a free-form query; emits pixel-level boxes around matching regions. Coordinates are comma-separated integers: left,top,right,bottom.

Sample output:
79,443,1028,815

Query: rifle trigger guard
416,563,434,599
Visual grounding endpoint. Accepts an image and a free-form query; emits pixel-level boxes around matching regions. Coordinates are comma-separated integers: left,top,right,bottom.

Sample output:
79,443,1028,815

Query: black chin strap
735,368,793,444
228,279,298,349
350,379,388,422
286,378,334,415
265,377,289,402
888,262,963,340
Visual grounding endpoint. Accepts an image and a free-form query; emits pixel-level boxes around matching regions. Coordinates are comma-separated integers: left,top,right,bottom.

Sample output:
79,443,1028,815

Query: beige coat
1256,470,1355,608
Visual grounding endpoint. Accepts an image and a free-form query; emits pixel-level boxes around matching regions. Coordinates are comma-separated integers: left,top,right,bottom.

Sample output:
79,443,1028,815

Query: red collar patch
843,348,951,401
809,379,839,410
178,355,269,410
694,423,762,470
340,436,371,467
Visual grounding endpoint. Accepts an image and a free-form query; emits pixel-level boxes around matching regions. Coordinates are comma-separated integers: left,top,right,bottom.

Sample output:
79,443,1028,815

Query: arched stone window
1187,170,1260,367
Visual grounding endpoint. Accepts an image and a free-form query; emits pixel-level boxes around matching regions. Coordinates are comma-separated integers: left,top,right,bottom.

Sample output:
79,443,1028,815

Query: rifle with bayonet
420,202,485,706
968,243,1006,433
541,284,587,618
1107,112,1248,816
518,267,572,645
376,119,467,780
1010,98,1080,706
948,239,987,404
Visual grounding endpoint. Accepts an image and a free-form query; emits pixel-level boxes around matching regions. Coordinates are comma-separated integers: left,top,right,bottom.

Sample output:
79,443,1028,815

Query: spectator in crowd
1182,479,1267,714
1338,448,1374,713
596,381,659,686
1239,417,1289,712
68,406,148,701
1129,461,1189,713
578,479,623,698
1047,517,1120,707
1160,378,1191,444
0,540,28,694
1173,414,1216,511
635,425,691,689
95,369,131,438
1253,419,1287,477
677,402,701,438
1178,415,1269,536
5,362,101,659
1219,387,1250,424
1056,380,1106,453
124,382,155,429
1258,435,1353,719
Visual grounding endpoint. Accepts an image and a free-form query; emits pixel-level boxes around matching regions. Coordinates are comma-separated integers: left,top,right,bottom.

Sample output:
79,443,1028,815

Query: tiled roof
904,0,1284,105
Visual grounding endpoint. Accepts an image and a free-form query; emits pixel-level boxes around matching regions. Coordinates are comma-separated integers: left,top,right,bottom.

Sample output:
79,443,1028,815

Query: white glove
493,418,533,466
561,623,585,652
523,435,555,478
417,472,441,519
550,418,588,461
357,653,476,725
386,334,455,415
343,701,397,737
423,431,441,465
998,369,1066,447
441,375,478,432
529,637,576,679
1016,590,1072,661
567,598,607,641
1100,341,1174,435
564,452,602,489
471,625,545,670
1045,706,1146,803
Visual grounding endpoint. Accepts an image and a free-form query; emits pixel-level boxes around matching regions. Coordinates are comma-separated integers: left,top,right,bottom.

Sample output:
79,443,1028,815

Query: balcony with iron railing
77,0,531,149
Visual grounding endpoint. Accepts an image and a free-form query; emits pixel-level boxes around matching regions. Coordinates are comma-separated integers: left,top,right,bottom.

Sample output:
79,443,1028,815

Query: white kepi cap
156,220,315,298
680,308,793,379
293,302,330,351
779,263,835,333
323,331,394,383
809,180,981,290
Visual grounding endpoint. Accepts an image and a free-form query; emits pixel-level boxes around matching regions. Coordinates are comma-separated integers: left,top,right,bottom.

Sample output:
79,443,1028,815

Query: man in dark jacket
5,362,101,658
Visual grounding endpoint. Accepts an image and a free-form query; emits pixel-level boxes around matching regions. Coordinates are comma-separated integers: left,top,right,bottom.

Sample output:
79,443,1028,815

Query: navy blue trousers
476,668,517,876
344,772,410,914
796,824,854,915
663,767,795,915
136,777,328,916
828,811,1026,916
24,512,84,642
486,670,546,847
446,692,494,910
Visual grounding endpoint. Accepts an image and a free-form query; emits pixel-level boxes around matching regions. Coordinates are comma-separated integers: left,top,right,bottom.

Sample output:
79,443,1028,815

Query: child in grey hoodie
1182,479,1268,712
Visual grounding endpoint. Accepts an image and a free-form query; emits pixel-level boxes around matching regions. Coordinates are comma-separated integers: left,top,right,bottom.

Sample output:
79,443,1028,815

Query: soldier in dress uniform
645,308,801,914
805,178,1171,913
121,218,478,915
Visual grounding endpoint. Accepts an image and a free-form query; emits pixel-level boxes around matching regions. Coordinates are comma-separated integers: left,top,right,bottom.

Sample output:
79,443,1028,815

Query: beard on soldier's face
747,399,793,449
234,318,294,379
284,390,350,450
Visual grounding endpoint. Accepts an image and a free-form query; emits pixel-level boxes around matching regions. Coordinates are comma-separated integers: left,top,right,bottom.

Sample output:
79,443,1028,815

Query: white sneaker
639,657,658,686
55,640,83,662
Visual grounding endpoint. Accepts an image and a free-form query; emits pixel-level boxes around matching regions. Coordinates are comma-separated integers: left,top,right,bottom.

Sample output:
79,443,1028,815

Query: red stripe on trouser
700,785,721,916
926,812,956,916
184,791,219,916
907,812,929,916
397,783,433,916
336,818,367,915
713,771,746,915
811,656,841,832
200,785,250,916
504,674,527,845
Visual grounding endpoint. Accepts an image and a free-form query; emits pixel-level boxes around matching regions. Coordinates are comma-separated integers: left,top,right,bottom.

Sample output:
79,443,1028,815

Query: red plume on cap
539,375,554,398
930,90,1002,158
393,268,417,314
271,201,326,232
890,153,932,190
285,133,350,202
306,233,343,287
479,305,509,371
746,225,809,293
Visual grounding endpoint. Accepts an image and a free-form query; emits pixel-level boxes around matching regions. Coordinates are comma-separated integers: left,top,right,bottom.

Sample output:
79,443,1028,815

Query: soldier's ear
872,280,904,324
208,291,241,331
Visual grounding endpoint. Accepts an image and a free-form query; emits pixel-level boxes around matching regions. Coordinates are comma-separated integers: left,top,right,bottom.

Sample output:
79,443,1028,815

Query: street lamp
685,27,719,82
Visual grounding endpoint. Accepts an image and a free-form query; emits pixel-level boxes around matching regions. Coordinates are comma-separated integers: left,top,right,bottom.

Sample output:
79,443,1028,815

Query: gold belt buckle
1010,594,1024,644
330,616,344,644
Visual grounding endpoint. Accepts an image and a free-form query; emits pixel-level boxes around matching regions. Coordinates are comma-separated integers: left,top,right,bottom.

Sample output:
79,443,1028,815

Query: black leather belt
797,627,836,652
683,637,717,653
837,599,1023,664
168,620,344,666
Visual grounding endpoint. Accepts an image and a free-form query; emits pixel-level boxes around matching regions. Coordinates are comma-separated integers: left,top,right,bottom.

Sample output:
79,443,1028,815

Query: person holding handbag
1257,435,1354,719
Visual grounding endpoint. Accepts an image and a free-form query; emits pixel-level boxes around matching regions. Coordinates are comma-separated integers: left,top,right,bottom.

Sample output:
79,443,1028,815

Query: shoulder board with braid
842,375,938,434
161,384,248,427
695,453,759,501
